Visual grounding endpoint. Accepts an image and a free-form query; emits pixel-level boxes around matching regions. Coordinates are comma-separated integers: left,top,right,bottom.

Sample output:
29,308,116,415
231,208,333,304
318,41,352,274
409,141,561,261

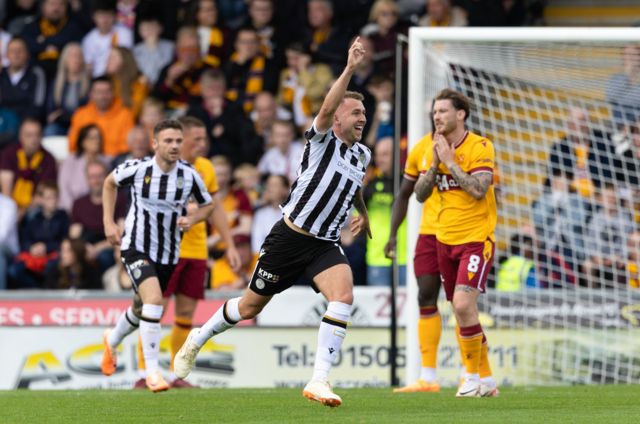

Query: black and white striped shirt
114,156,212,265
281,120,371,241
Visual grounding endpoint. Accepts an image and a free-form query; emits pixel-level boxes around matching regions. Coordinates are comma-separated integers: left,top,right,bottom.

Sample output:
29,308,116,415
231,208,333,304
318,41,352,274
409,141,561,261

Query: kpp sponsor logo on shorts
257,268,280,283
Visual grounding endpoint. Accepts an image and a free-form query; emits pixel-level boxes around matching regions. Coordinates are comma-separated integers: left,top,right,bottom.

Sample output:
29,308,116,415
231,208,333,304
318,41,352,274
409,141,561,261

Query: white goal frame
405,27,640,385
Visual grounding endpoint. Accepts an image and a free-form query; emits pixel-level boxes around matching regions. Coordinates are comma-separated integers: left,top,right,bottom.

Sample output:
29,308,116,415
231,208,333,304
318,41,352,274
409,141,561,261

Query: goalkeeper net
405,28,640,386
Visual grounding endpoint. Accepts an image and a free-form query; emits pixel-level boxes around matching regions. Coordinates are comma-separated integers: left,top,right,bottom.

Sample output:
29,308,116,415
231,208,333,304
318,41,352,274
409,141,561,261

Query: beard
435,121,456,135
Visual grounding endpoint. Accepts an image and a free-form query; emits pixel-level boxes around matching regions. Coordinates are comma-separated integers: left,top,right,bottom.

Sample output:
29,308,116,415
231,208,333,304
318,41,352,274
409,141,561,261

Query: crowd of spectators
499,56,640,290
0,0,589,292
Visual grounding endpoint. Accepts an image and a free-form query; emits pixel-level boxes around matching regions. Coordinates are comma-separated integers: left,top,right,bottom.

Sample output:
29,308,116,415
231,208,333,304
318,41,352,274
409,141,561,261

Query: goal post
406,27,640,386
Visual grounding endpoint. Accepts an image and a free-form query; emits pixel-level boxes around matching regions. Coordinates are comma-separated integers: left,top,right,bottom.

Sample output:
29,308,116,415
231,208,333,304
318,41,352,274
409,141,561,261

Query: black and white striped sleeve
304,118,330,143
190,170,213,206
113,159,141,187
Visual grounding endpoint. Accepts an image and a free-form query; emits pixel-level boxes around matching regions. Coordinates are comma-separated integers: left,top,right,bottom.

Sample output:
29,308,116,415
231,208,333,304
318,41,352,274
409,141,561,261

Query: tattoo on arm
414,168,438,202
353,188,368,217
454,285,478,293
448,164,492,200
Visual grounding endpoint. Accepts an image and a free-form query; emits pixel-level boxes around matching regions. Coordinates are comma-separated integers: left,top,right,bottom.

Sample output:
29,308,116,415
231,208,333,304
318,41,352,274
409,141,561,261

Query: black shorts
121,249,176,292
248,219,350,296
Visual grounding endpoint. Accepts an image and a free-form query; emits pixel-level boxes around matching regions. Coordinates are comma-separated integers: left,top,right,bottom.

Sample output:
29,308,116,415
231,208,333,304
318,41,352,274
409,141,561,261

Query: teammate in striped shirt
174,38,372,407
133,116,241,388
100,119,214,392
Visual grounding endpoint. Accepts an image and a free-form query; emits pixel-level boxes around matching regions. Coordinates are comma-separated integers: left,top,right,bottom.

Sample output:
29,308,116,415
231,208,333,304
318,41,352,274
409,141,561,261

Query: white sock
465,372,480,383
193,297,242,347
481,376,496,387
140,304,163,375
312,301,351,382
108,307,139,348
420,367,437,383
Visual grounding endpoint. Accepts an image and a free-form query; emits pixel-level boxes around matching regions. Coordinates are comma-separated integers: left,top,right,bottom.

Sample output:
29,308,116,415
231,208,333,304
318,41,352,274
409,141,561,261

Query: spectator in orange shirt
68,76,135,157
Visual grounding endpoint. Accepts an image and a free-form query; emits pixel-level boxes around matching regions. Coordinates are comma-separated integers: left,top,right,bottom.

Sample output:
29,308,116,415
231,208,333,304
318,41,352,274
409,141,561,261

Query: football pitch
1,386,640,423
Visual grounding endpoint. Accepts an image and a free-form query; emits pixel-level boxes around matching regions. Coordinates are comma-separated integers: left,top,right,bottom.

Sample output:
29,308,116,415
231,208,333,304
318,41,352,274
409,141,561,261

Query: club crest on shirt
144,175,151,184
176,177,184,189
359,153,366,164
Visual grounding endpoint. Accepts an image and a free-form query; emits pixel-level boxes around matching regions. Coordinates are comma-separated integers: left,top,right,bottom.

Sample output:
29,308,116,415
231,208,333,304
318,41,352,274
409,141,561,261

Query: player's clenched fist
347,37,366,71
350,214,372,239
177,216,193,232
104,221,121,246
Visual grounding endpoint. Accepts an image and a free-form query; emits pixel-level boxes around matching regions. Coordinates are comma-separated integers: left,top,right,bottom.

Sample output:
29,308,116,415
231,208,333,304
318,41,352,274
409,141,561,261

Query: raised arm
414,166,439,203
315,38,366,133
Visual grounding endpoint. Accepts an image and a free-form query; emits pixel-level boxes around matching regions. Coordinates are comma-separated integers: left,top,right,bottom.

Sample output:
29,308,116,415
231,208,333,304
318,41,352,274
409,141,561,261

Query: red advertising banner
0,299,252,327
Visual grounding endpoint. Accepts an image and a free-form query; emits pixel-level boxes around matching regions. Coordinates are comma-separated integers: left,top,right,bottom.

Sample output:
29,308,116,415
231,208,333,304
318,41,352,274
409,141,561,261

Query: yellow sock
458,324,483,375
137,334,145,372
455,325,466,370
479,335,492,379
418,307,441,370
171,317,193,371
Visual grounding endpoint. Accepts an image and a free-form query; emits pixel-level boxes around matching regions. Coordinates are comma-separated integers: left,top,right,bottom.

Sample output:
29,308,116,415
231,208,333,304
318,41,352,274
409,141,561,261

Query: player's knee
174,298,197,318
417,284,439,306
142,291,163,306
327,290,353,305
417,274,440,306
452,296,475,320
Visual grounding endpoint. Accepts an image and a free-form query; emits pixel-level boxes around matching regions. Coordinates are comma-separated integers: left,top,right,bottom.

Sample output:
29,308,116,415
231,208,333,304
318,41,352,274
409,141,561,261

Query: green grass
1,386,640,423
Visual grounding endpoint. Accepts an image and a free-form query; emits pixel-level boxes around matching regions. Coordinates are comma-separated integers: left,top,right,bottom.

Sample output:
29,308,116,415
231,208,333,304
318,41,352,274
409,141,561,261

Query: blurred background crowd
1,0,639,292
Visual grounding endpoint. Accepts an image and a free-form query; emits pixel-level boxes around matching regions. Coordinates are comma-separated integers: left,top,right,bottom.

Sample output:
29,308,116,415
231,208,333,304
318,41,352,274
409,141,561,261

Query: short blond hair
343,91,364,102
